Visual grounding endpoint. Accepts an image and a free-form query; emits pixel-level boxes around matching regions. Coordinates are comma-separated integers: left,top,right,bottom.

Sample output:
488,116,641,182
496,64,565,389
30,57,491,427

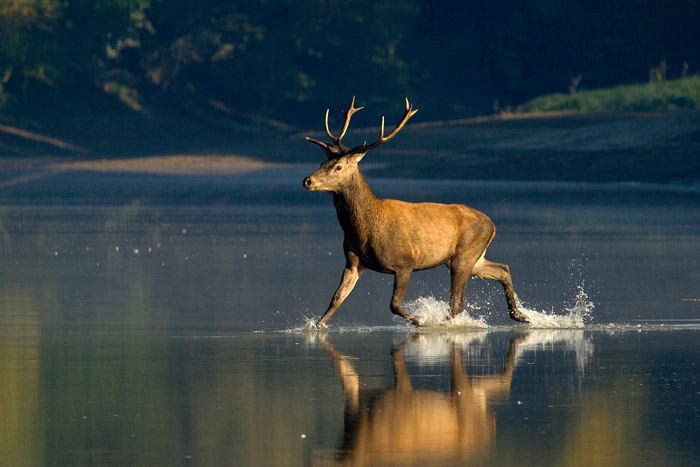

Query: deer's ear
348,151,367,165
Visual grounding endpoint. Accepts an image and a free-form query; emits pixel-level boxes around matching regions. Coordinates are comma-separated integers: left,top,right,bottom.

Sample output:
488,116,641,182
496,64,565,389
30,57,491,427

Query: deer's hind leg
471,257,529,323
447,253,479,318
448,266,470,318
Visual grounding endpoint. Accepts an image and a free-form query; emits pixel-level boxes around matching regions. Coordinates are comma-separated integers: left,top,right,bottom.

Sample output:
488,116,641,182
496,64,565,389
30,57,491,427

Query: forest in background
1,0,700,132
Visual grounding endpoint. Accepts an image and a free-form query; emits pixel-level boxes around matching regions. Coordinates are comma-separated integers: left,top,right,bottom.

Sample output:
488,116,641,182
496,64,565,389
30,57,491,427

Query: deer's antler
306,97,418,159
361,98,418,152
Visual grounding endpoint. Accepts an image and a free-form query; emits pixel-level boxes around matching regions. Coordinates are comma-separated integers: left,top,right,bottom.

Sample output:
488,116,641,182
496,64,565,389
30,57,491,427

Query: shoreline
53,155,287,175
2,109,698,185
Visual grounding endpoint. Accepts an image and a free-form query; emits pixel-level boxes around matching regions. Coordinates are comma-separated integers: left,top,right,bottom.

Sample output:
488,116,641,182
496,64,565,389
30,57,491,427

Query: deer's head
303,97,418,193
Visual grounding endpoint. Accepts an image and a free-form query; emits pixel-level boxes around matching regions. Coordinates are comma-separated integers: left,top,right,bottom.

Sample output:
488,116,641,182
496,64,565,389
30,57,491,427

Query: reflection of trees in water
559,374,649,467
0,287,43,465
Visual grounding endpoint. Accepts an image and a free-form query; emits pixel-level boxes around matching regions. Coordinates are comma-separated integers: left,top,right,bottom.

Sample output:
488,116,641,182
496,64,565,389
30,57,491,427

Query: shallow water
1,167,699,465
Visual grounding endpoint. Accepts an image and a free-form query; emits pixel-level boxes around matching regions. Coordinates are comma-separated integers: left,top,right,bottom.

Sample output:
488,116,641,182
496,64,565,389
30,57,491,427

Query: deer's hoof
302,319,329,332
509,310,530,324
408,314,424,327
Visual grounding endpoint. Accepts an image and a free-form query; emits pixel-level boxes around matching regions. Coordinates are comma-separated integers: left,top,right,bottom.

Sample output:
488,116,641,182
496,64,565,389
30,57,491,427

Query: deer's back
347,199,495,272
379,198,494,241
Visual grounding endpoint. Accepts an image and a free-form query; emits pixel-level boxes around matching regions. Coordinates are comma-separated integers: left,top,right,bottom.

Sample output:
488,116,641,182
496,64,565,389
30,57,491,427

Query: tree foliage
1,0,699,124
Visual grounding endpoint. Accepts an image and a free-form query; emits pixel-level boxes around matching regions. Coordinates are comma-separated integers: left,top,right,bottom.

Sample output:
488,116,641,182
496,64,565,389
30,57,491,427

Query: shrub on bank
520,76,700,113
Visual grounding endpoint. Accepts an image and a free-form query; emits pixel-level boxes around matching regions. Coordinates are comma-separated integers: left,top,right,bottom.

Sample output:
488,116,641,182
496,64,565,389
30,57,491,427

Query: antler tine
307,105,350,159
331,96,364,151
305,135,332,152
363,97,418,151
323,108,334,142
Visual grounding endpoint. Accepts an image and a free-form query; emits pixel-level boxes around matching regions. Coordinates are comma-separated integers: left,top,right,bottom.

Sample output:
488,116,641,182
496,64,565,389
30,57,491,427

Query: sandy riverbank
54,155,286,175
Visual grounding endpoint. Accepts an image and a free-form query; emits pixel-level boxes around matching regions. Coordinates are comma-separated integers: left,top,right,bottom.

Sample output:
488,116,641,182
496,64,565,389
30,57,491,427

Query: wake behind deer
303,97,529,327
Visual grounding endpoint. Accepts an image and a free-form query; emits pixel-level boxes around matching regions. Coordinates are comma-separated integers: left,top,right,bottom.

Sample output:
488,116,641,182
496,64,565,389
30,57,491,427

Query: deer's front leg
390,269,422,326
317,253,365,328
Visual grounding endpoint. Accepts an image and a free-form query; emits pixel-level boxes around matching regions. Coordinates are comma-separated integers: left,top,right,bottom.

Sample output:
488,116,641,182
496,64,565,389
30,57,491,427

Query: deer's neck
333,171,382,243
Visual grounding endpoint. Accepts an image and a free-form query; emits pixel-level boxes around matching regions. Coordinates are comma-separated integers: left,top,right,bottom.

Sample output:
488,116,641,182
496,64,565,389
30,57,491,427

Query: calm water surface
1,167,699,466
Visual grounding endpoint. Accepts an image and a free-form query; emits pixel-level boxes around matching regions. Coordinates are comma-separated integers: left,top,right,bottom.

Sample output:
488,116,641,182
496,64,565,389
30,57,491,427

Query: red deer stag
303,97,528,327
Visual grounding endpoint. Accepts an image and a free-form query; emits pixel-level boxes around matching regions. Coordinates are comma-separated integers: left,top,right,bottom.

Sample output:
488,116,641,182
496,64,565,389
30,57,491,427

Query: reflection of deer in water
318,335,525,466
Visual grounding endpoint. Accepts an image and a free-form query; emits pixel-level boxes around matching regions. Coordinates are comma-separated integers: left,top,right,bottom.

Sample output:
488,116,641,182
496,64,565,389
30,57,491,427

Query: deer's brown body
304,97,528,327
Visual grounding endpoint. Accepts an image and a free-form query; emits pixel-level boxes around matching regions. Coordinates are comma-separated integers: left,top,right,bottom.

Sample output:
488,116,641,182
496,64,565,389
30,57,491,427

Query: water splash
288,286,594,332
276,314,324,333
518,285,595,328
302,316,322,331
403,296,488,329
405,285,595,329
292,316,386,333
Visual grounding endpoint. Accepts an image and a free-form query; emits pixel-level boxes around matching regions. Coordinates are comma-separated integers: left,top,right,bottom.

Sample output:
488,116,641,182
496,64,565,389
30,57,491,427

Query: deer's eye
335,165,343,171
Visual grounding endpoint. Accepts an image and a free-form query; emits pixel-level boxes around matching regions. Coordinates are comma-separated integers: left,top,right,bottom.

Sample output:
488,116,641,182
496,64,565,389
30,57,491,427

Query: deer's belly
354,241,451,273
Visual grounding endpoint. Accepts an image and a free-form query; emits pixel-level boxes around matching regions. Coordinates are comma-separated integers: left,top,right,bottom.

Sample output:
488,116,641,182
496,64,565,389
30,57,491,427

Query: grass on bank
520,75,700,113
